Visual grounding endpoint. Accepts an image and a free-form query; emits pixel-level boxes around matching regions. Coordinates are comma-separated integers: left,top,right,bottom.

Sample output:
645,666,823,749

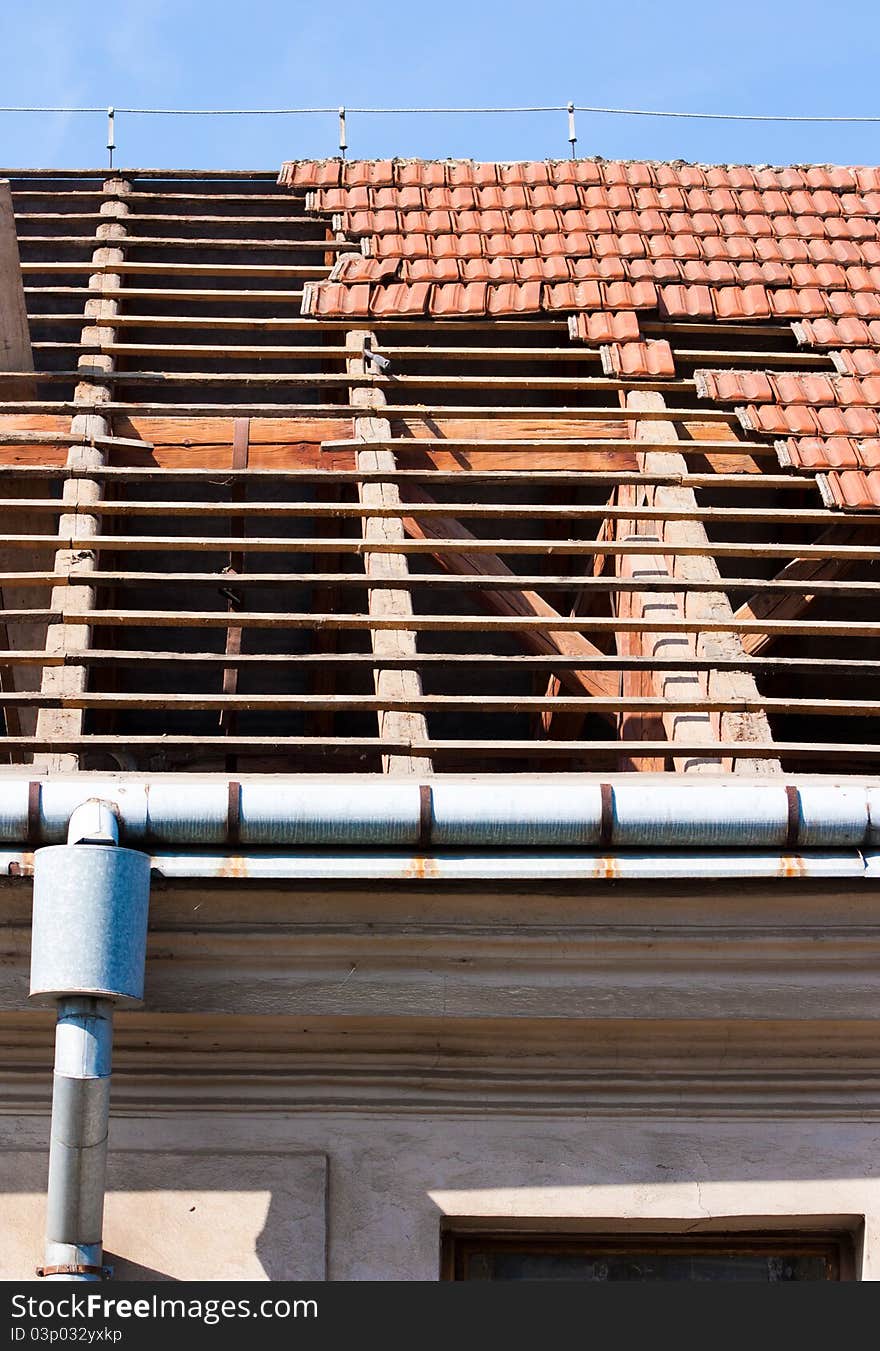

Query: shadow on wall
103,1253,175,1281
106,1189,314,1281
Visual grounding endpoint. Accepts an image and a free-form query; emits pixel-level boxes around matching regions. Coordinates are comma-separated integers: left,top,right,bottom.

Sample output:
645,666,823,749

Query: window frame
441,1227,855,1282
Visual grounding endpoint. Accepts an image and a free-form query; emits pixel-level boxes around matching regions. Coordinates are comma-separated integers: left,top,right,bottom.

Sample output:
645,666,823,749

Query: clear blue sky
1,0,879,169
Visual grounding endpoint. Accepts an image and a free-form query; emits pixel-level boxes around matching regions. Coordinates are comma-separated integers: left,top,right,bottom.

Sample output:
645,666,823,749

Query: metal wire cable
0,103,878,122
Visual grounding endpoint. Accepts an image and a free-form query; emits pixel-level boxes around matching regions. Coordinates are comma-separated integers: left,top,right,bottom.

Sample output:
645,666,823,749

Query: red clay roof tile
820,468,880,508
600,338,675,378
772,373,837,405
370,281,431,317
769,287,829,318
658,283,714,318
461,256,518,283
277,158,880,509
544,279,602,311
487,281,543,315
816,404,880,436
571,309,641,344
406,258,462,284
430,281,488,316
834,348,880,375
713,285,771,320
697,370,775,403
307,281,371,318
783,437,861,470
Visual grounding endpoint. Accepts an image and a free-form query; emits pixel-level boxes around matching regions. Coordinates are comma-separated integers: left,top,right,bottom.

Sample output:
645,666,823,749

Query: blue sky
1,0,879,169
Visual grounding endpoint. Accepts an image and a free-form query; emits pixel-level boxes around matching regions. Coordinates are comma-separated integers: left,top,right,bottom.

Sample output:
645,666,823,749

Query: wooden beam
346,329,431,775
622,389,781,775
615,507,720,773
34,176,131,770
400,485,618,704
0,181,35,401
733,525,873,656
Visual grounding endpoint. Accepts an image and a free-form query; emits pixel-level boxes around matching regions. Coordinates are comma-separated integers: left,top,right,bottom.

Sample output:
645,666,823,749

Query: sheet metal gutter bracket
29,804,150,1281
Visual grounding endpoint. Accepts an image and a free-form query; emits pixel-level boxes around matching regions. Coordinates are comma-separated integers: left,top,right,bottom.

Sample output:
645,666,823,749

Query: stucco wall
0,1112,874,1280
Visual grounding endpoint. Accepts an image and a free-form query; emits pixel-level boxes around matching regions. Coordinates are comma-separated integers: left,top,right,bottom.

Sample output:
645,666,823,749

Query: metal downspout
29,801,150,1282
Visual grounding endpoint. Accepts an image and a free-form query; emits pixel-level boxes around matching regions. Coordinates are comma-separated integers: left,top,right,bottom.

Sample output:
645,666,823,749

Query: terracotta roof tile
782,437,861,470
277,157,880,509
696,370,775,403
395,160,447,187
712,285,772,319
487,281,544,315
460,256,518,283
834,348,880,375
514,255,570,282
430,281,488,316
602,339,675,378
570,309,641,344
601,279,657,309
305,280,370,318
771,373,837,405
820,468,880,508
544,279,602,311
370,281,431,317
343,160,394,187
658,283,714,318
816,404,880,436
768,287,829,318
406,257,462,284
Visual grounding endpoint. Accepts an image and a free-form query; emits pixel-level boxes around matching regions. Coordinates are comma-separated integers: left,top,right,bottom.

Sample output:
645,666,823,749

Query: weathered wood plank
733,525,874,656
347,329,431,774
0,181,35,402
624,389,781,776
34,176,131,769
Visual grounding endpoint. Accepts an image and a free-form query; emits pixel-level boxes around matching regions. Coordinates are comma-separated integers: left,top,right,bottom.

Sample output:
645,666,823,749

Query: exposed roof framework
0,165,876,774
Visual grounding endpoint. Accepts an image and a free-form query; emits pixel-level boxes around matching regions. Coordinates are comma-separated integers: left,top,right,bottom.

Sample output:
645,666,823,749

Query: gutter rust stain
218,855,249,880
777,854,807,878
403,855,441,880
593,855,620,879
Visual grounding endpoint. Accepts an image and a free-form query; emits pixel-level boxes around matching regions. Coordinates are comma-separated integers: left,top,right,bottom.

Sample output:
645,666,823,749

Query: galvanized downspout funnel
29,801,150,1282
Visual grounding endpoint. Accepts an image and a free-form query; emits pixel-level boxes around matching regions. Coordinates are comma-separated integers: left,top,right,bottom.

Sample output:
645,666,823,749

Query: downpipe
29,802,150,1282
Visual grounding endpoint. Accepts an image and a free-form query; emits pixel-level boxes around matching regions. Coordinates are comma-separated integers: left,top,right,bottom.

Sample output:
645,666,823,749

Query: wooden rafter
733,524,873,656
615,389,781,775
0,181,35,401
34,177,130,770
400,485,618,706
346,330,431,774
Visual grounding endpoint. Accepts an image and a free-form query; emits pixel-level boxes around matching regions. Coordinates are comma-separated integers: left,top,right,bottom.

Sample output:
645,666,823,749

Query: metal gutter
0,775,876,879
0,847,868,881
0,775,877,853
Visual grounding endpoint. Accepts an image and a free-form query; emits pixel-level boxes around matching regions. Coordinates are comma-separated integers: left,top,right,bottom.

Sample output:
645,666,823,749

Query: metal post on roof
567,101,577,158
338,106,347,159
106,108,115,170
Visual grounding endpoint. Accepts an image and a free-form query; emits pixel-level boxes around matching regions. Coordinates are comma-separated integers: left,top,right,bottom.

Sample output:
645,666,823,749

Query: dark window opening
442,1229,852,1282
